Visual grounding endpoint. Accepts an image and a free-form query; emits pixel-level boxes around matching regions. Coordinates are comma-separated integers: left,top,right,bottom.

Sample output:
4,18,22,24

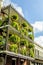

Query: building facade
0,5,43,65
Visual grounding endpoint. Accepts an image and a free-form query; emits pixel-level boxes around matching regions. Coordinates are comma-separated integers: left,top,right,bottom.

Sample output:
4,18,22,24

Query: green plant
20,47,27,55
9,44,18,53
12,22,19,30
28,34,34,40
22,22,28,27
29,49,34,57
11,15,18,21
20,39,28,47
21,29,28,36
0,20,2,26
9,34,20,43
28,27,33,32
0,36,5,49
3,17,9,25
28,43,34,48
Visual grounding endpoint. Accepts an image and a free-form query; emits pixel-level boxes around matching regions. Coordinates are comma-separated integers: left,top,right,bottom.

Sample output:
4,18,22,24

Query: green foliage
20,47,27,55
9,44,18,53
20,39,28,47
28,43,34,48
12,22,19,30
0,20,2,26
11,15,18,21
22,22,28,27
3,17,8,25
9,34,20,43
21,29,28,36
29,49,34,57
28,34,34,40
28,27,33,32
0,36,3,41
0,36,5,46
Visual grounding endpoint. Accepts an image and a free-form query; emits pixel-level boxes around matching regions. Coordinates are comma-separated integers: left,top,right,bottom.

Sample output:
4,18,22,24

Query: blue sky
2,0,43,46
11,0,43,23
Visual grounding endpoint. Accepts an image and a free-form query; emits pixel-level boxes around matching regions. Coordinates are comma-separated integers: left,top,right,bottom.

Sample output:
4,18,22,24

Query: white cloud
32,21,43,47
34,36,43,47
32,21,43,33
2,0,24,17
3,0,11,6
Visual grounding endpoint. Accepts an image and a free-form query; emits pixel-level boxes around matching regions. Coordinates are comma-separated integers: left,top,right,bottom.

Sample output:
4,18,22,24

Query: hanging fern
21,29,28,36
9,34,20,43
9,44,18,53
0,36,5,49
20,47,27,55
11,15,18,21
28,43,34,49
22,22,28,27
12,22,19,30
29,49,34,57
20,39,28,47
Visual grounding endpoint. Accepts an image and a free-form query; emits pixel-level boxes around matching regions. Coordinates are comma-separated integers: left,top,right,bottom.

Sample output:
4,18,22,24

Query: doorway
12,58,16,65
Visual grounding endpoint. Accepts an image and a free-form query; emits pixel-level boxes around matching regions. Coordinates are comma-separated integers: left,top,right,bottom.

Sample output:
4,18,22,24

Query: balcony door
12,58,16,65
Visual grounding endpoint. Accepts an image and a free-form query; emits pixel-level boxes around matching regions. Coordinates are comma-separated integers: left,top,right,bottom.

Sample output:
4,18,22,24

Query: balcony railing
0,25,34,58
35,49,43,60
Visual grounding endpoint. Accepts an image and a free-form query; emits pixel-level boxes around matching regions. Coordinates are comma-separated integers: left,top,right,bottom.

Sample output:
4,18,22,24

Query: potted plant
9,44,18,53
9,34,20,43
20,46,27,55
12,22,19,30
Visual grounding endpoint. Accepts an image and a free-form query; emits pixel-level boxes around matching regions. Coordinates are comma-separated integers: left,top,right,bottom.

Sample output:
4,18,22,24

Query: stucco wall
35,44,43,52
34,44,43,58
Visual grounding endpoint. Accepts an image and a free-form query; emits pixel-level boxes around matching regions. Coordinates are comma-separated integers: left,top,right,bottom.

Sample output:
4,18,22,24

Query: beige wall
34,44,43,59
35,44,43,52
